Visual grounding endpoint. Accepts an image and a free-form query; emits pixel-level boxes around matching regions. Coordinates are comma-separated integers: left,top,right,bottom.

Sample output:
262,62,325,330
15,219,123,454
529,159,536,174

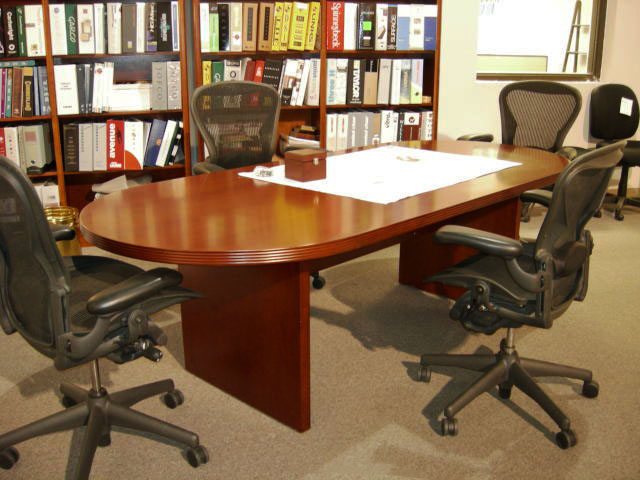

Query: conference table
79,140,567,432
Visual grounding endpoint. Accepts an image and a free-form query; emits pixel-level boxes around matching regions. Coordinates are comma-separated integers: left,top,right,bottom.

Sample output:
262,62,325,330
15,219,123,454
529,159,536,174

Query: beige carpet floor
1,202,639,479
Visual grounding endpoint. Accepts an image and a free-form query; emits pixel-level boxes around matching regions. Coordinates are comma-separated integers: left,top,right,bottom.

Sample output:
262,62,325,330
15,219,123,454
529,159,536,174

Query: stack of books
0,124,54,174
48,2,180,55
199,2,320,52
327,58,427,106
0,5,47,57
326,2,437,51
0,60,51,118
325,109,433,151
202,57,320,106
62,118,184,172
54,61,181,115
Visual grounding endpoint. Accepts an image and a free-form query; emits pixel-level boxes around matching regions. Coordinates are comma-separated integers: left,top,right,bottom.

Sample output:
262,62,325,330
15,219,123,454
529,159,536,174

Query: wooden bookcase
3,0,192,212
190,0,441,162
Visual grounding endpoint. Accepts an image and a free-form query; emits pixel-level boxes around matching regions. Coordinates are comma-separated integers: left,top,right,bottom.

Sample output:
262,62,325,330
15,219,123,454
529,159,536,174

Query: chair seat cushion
65,255,144,333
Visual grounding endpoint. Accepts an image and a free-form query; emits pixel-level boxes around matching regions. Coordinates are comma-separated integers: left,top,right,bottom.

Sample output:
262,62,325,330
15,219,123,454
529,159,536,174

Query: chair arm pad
49,222,76,241
435,225,522,259
457,133,494,142
520,189,552,208
87,268,183,315
193,161,226,175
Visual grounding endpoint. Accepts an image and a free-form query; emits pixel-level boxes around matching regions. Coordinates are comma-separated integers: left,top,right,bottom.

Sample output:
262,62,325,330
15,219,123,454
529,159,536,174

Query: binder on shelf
143,119,168,167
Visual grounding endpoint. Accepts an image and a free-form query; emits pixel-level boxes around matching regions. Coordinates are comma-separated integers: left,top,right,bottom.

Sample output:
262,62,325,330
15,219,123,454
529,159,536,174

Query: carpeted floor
1,203,639,479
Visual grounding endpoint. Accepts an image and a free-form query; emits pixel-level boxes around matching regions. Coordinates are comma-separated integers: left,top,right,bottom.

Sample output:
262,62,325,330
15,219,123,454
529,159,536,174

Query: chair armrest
520,189,553,208
435,225,522,259
556,146,591,161
457,133,494,142
49,222,76,241
193,161,226,175
87,268,183,315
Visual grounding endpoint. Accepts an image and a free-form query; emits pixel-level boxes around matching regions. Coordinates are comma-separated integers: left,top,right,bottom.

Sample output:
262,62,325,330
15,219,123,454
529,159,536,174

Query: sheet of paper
238,145,521,205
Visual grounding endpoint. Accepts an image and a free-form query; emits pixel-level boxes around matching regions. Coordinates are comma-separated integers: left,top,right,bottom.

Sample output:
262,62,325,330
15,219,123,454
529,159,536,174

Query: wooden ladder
563,1,589,72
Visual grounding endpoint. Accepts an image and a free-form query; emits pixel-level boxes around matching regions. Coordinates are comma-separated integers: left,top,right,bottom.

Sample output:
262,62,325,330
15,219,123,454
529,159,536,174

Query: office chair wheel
594,209,602,218
61,395,78,408
418,365,431,382
440,417,458,436
162,389,185,409
555,429,577,449
0,447,19,470
498,382,512,399
582,380,599,398
185,445,209,468
614,210,624,221
312,275,326,290
98,433,111,447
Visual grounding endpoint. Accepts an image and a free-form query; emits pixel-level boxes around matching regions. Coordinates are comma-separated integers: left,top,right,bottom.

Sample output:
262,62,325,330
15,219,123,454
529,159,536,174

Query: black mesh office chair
0,157,209,478
589,84,640,220
191,81,326,289
418,141,625,449
459,81,583,221
190,81,281,173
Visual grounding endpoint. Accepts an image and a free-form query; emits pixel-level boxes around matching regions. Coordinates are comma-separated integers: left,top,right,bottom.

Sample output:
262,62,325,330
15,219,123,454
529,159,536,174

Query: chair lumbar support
418,328,599,449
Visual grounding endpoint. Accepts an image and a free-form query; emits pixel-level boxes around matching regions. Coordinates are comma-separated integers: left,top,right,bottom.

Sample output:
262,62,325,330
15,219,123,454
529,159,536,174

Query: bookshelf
190,0,441,162
1,0,192,213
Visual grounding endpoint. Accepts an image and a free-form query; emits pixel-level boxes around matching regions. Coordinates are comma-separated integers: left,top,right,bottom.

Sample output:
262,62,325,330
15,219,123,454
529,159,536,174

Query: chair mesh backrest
0,156,69,355
190,81,281,169
535,141,624,304
589,84,639,140
500,81,581,151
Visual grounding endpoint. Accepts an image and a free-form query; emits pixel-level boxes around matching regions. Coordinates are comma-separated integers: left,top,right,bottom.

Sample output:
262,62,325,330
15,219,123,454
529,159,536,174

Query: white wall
438,0,640,185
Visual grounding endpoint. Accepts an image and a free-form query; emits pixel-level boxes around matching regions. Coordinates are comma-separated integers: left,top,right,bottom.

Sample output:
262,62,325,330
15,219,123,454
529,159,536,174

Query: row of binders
327,58,427,106
0,61,51,118
63,118,183,172
54,61,182,115
48,2,180,56
202,57,320,106
326,2,438,51
199,2,320,53
0,5,46,57
325,109,433,152
0,124,53,174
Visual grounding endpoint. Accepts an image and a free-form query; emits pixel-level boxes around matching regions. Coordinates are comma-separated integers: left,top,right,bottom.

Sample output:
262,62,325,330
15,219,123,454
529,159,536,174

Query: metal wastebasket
44,206,81,256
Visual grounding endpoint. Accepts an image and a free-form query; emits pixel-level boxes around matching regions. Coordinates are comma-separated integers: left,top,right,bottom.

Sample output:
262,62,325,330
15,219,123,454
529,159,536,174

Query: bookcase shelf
0,115,52,123
190,0,441,161
0,0,193,214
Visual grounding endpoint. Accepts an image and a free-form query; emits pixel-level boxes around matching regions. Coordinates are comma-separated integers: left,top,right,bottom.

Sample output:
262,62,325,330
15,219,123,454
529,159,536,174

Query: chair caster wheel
556,429,577,449
498,383,512,399
312,275,326,290
61,395,78,408
418,365,431,382
98,433,111,447
594,209,602,218
582,380,599,398
162,390,185,409
185,445,209,468
440,417,458,436
0,447,19,470
614,211,624,221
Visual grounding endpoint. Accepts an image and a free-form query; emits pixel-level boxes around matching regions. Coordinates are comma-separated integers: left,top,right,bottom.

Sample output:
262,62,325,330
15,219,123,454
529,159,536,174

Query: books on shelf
0,124,53,174
0,5,47,57
327,57,425,106
325,108,433,152
63,118,183,172
0,62,51,118
326,2,437,51
201,1,320,53
201,57,320,107
46,2,180,57
54,61,181,115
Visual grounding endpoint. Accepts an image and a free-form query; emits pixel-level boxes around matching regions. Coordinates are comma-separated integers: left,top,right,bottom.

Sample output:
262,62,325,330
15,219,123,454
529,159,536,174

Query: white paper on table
238,146,522,205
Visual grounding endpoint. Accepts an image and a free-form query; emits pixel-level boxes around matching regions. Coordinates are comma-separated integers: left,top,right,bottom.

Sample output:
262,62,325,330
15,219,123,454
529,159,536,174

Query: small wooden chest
284,149,327,182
